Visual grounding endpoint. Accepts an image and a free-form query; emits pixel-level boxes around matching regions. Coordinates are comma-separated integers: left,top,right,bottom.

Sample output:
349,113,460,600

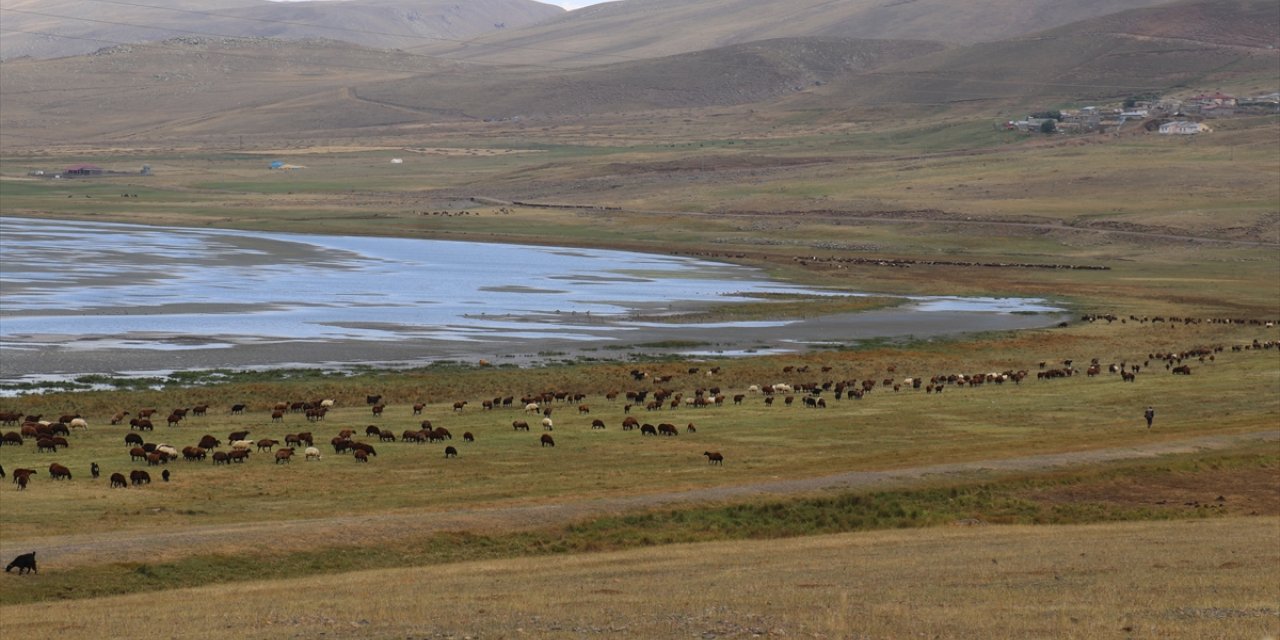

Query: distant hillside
804,0,1280,109
0,0,563,60
355,37,947,120
0,38,448,143
417,0,1181,67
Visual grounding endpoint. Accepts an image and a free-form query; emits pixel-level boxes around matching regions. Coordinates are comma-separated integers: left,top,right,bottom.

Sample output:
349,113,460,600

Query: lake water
0,217,1066,384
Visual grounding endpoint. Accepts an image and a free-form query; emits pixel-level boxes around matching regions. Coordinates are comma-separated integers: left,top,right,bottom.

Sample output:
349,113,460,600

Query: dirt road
3,429,1274,569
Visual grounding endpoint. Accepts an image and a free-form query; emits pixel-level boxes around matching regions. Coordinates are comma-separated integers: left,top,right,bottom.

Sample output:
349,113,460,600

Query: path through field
4,430,1275,568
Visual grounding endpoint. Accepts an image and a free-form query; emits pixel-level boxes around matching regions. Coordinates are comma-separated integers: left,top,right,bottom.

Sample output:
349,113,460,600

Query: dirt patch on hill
1025,467,1280,516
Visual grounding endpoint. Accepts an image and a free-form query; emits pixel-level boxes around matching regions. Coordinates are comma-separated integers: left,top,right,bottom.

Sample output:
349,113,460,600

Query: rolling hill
801,0,1280,109
0,0,1274,145
0,0,564,60
414,0,1184,67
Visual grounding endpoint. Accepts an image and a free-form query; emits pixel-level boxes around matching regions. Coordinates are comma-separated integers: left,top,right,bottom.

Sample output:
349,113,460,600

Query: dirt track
5,430,1275,569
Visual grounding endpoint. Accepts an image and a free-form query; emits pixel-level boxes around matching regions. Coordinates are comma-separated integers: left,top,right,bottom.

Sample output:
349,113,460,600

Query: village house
63,163,103,177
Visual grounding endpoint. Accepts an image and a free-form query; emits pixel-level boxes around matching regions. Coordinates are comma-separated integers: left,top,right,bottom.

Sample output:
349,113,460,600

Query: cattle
540,434,555,447
463,432,475,443
703,451,724,465
513,420,530,431
49,463,72,480
274,448,295,464
110,472,128,488
444,446,458,458
5,552,37,575
130,470,151,485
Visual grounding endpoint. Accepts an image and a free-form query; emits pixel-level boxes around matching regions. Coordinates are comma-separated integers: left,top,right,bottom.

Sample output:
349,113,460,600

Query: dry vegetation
0,1,1278,634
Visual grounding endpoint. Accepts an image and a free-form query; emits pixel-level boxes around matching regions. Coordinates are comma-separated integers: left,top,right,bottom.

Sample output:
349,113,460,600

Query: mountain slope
0,0,563,60
416,0,1182,67
799,0,1280,109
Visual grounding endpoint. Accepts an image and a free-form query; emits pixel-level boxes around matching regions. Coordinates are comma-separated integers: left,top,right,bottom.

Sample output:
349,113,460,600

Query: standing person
1144,406,1155,429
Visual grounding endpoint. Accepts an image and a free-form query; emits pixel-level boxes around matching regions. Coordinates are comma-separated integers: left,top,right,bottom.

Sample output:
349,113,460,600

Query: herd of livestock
1,319,1277,492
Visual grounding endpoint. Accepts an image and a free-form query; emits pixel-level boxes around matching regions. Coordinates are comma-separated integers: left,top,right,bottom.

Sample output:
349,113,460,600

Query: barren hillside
0,0,563,60
416,0,1181,67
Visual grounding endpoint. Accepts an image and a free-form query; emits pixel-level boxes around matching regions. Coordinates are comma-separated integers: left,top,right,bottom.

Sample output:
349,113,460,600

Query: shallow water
0,217,1067,383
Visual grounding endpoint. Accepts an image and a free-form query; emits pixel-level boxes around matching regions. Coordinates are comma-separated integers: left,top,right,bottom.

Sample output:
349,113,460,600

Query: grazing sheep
130,470,151,485
444,446,458,458
703,451,724,465
353,449,369,463
540,434,555,447
5,552,37,575
48,463,72,480
110,472,128,488
274,448,294,464
304,446,321,461
69,418,89,430
541,417,554,431
462,432,475,443
512,420,530,431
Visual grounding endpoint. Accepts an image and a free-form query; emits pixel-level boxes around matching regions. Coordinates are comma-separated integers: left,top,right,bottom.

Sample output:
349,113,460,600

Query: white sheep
231,440,254,451
319,399,335,408
541,417,554,430
525,403,540,413
155,445,179,458
69,418,89,430
304,446,321,460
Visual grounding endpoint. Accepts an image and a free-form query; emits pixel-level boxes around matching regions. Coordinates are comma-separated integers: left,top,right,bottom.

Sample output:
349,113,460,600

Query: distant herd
0,315,1276,577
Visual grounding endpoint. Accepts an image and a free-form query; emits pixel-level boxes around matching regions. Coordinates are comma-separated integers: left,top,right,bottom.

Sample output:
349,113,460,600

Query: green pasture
1,327,1275,542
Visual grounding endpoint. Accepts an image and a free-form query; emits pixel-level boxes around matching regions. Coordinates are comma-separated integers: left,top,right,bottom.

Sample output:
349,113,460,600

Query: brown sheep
540,434,555,447
274,448,295,464
110,472,128,488
353,449,369,462
444,446,458,458
48,463,72,480
703,451,724,465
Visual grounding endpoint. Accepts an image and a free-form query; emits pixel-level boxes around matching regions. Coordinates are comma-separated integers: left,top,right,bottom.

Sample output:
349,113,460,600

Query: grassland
1,60,1278,635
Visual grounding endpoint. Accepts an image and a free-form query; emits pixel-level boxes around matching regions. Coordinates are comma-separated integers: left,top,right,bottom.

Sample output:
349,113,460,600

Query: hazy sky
540,0,615,8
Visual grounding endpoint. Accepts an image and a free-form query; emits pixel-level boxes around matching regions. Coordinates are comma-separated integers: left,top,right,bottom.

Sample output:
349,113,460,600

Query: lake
0,217,1066,385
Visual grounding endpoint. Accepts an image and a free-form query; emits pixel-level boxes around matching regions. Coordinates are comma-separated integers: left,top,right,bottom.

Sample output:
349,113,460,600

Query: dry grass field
1,518,1276,638
0,2,1277,632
